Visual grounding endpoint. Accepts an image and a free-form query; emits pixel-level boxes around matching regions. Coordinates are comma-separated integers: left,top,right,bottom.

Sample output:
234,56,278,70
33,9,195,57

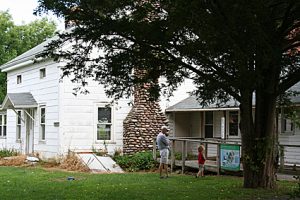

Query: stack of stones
123,71,168,154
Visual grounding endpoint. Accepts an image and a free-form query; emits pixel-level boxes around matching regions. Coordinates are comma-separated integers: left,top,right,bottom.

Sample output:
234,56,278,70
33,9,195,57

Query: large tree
36,0,300,188
0,11,56,101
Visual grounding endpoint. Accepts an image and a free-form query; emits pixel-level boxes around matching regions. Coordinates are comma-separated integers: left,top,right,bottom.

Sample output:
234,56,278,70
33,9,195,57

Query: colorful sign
220,144,240,171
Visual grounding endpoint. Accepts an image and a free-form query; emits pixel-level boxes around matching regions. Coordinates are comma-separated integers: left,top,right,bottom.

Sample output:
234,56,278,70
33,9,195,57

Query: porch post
279,145,284,172
182,140,186,174
216,143,220,175
171,139,175,172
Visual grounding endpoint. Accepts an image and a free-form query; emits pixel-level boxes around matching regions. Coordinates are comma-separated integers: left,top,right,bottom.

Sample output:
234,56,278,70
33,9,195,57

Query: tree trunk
240,88,278,188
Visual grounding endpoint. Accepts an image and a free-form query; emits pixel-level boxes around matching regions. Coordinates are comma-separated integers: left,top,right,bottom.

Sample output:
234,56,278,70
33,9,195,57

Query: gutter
1,57,44,72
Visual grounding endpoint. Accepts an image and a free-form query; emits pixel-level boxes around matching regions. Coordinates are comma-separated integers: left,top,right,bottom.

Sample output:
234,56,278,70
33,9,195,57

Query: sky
0,0,64,30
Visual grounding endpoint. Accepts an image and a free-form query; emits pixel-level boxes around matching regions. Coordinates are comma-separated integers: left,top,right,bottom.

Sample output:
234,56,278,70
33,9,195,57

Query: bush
0,149,19,158
114,151,158,172
291,175,300,198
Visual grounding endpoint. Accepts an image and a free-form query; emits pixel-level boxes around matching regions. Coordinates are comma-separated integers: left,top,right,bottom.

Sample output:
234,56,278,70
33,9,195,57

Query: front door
25,109,35,155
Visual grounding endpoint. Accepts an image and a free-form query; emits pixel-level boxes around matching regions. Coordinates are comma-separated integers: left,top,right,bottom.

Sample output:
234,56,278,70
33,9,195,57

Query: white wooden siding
59,77,131,155
1,60,61,158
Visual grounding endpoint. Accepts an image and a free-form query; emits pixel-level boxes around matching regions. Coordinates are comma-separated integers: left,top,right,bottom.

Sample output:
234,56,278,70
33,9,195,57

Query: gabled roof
1,93,38,110
0,36,57,72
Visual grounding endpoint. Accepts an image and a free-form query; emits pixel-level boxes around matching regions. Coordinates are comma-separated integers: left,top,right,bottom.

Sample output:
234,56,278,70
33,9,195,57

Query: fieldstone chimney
123,70,168,154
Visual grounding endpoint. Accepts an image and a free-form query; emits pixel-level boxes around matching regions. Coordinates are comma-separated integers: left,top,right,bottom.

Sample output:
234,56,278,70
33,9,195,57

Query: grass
0,166,296,200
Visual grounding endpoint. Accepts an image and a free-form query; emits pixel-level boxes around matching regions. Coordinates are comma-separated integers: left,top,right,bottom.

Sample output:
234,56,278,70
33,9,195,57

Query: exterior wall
0,60,61,158
59,77,132,156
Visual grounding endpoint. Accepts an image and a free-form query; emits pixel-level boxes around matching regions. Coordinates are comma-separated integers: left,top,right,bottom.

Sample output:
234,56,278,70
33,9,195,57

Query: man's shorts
160,149,169,164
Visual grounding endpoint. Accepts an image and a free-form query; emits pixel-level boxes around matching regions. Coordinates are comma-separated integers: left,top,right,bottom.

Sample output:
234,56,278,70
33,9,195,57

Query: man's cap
161,125,170,131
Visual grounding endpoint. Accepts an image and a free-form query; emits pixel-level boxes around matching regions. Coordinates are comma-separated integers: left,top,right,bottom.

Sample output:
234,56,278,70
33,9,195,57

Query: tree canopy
36,0,299,189
0,11,57,101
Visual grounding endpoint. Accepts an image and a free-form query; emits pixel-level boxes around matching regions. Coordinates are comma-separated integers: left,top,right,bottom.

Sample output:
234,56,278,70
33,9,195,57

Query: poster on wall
220,144,240,171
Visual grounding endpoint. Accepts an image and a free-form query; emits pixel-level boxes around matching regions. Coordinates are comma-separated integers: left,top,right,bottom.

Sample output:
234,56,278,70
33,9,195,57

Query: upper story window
97,106,112,140
0,114,7,137
17,75,22,84
40,68,46,79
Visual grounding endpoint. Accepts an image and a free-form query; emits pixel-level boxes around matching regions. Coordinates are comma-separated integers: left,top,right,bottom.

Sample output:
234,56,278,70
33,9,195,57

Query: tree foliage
0,11,57,102
36,0,299,188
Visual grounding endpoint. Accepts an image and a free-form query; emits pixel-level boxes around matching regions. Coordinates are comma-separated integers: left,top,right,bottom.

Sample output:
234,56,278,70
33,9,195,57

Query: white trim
94,102,114,142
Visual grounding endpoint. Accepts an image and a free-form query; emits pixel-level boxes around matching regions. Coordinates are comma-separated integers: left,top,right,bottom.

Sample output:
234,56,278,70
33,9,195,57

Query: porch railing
153,137,300,174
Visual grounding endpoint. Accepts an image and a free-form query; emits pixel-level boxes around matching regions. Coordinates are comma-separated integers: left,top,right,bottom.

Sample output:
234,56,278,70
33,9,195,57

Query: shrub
0,149,19,158
114,151,158,172
291,175,300,198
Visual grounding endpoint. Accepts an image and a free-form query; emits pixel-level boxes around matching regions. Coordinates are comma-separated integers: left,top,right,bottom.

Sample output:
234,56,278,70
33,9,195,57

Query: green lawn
0,166,297,200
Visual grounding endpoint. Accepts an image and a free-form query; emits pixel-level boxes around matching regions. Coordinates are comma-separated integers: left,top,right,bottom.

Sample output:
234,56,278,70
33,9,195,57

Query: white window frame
96,104,113,141
227,110,240,138
40,106,46,141
0,114,7,137
40,68,46,79
17,75,22,84
16,111,22,140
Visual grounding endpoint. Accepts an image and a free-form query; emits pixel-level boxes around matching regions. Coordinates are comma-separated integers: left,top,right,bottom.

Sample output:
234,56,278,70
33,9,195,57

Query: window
0,114,7,137
17,75,22,84
204,111,213,138
40,68,46,79
40,107,46,140
16,111,22,140
229,111,239,136
97,106,112,140
280,109,294,133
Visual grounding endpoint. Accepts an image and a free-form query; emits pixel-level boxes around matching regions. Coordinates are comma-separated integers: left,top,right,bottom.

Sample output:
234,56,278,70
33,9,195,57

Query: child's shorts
199,164,204,170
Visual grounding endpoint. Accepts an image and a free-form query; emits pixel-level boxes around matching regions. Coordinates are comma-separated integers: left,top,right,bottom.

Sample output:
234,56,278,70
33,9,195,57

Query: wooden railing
153,137,300,174
153,137,242,175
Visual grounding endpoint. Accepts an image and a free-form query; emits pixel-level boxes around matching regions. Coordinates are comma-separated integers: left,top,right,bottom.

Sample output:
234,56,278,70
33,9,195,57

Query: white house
0,39,194,160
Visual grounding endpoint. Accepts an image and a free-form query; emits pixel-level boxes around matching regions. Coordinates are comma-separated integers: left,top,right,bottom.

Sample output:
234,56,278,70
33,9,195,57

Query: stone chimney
123,70,168,154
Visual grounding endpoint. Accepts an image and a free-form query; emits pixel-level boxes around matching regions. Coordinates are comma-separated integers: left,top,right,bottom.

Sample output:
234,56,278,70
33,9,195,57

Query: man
156,125,170,179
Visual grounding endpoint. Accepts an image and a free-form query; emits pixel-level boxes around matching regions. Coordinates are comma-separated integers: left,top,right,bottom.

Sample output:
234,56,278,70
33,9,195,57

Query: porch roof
166,81,300,112
1,93,38,110
165,96,240,112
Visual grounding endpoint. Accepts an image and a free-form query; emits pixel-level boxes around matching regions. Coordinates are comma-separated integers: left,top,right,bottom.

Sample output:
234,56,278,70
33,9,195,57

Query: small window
0,114,7,137
17,75,22,84
16,111,22,140
97,107,112,140
40,107,46,140
40,68,46,79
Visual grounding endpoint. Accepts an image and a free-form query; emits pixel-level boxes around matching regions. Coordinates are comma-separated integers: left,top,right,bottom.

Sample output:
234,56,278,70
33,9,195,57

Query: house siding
0,60,61,158
59,77,132,155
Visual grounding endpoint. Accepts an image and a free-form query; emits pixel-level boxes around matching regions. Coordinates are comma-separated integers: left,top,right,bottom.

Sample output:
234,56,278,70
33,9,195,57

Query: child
196,145,206,178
